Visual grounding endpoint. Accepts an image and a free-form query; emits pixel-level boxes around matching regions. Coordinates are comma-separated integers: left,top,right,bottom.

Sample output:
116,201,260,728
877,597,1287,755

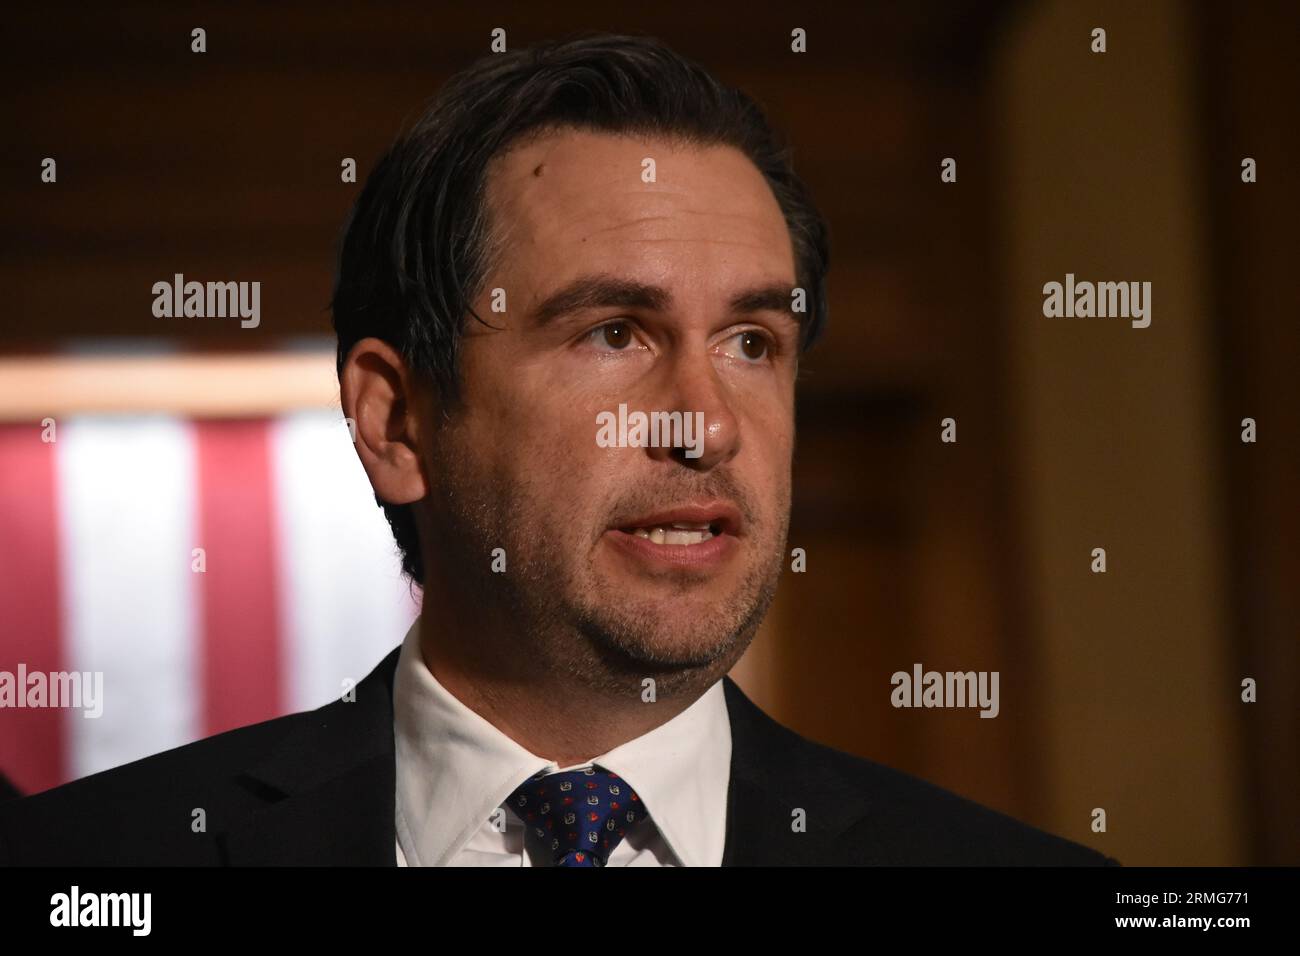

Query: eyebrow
529,273,801,329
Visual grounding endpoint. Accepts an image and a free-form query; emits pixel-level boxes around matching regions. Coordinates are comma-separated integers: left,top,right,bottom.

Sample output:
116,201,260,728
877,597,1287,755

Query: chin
578,609,746,673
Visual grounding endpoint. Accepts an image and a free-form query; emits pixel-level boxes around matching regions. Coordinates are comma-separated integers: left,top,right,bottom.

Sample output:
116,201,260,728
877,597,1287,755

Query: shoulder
815,738,1115,865
722,677,1117,866
0,708,315,866
1,646,402,866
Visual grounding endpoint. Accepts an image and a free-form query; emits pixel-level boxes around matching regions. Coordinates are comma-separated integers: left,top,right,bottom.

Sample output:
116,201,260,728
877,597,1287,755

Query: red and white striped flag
0,411,420,797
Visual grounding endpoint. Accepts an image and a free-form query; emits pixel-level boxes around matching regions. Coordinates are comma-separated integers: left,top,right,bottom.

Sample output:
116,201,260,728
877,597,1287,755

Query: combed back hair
331,32,831,583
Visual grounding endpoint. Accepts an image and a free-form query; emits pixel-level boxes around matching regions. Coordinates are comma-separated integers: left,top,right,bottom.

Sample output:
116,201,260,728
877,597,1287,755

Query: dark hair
331,32,831,584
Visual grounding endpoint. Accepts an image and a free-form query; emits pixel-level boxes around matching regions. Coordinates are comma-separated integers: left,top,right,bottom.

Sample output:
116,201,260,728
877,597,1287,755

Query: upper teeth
631,523,714,545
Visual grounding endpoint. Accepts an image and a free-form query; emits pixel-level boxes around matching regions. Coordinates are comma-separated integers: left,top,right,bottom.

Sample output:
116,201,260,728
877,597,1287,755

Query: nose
643,346,741,471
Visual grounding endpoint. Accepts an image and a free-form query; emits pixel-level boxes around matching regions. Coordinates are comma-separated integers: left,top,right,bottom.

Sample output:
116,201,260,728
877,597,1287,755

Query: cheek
744,387,796,459
456,356,614,503
743,403,795,521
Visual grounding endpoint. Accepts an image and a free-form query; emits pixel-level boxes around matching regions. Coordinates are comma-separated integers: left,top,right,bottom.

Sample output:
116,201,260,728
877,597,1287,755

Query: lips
614,502,742,543
604,501,742,569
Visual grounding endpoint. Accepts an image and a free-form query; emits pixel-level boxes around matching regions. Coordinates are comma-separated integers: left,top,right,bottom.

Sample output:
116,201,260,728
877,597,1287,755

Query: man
0,34,1115,866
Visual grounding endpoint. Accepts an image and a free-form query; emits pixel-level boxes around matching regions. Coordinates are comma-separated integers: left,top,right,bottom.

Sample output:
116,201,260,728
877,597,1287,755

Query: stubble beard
430,441,790,701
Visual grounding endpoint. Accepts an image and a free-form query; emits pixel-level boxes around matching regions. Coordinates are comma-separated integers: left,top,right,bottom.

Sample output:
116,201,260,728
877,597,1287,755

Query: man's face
425,127,800,693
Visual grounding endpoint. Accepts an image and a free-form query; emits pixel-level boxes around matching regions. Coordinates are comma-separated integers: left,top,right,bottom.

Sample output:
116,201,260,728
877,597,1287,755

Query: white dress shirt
392,617,732,866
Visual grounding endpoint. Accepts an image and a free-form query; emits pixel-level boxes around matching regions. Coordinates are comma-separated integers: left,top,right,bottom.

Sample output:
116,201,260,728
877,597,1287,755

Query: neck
416,612,719,767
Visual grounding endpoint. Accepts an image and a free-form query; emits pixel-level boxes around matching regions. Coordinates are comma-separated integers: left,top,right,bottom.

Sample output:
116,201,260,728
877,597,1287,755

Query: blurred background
0,1,1295,865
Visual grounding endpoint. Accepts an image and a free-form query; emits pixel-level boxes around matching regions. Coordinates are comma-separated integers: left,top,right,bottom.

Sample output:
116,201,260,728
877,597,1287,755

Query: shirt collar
393,617,731,867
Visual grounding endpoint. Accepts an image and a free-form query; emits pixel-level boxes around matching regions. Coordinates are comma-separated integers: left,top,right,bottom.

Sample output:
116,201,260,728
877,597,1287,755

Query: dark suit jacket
0,772,21,804
0,646,1117,866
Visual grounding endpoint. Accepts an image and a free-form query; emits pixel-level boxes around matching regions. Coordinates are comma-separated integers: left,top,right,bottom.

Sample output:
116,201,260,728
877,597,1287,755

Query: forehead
481,127,796,289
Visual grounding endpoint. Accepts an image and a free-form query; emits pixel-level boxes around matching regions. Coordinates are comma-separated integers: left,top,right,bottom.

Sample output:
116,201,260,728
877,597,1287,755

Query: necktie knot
506,765,646,867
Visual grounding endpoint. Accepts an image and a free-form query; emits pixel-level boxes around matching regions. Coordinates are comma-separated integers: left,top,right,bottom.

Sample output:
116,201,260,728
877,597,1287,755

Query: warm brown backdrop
2,1,1294,864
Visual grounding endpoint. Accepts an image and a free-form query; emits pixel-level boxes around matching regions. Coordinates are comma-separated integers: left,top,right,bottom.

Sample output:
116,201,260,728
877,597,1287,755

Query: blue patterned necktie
506,765,647,867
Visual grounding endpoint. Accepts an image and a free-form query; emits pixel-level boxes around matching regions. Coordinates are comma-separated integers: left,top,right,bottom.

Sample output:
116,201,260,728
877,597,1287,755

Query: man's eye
720,330,771,363
587,321,638,351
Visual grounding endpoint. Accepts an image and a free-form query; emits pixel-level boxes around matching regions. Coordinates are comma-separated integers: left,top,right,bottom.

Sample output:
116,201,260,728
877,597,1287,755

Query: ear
339,337,430,506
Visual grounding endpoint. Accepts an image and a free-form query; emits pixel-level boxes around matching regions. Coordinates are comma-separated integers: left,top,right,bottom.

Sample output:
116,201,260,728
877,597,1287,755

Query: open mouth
605,503,740,570
618,521,722,546
611,502,741,549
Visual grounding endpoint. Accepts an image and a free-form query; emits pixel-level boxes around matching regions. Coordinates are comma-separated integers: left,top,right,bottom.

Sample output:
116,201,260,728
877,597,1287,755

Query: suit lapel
219,647,403,866
720,676,885,865
219,651,879,866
